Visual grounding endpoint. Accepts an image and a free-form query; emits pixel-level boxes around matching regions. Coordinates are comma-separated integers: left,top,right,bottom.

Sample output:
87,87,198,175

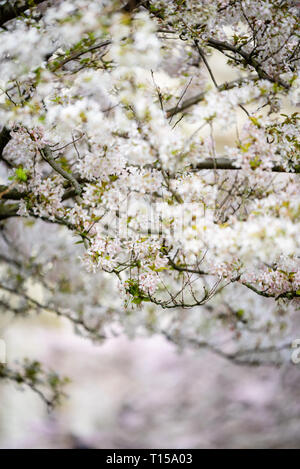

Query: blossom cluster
0,0,299,314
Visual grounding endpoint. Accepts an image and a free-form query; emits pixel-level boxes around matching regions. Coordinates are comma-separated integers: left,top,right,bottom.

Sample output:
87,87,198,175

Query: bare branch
206,37,290,89
163,331,292,368
0,283,106,340
190,158,300,174
166,76,258,117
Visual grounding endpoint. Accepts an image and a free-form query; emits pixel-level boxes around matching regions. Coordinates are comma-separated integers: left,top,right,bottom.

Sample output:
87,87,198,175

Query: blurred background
1,323,300,449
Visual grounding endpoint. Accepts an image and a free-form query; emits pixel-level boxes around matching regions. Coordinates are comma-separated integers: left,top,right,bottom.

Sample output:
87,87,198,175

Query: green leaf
15,167,28,182
132,297,143,305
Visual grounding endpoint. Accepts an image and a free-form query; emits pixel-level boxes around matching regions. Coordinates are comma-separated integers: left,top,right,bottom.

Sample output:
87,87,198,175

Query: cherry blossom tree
0,0,299,405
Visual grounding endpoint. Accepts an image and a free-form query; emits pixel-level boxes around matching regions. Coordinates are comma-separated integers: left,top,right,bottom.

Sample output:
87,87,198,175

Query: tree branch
190,158,300,174
242,282,300,300
0,361,68,410
48,40,111,72
166,76,258,117
0,283,106,340
0,127,11,156
163,330,292,368
40,146,82,196
206,37,290,89
0,184,27,200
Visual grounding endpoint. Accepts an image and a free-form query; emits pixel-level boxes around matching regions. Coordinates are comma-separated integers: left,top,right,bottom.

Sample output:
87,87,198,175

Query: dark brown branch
242,282,300,300
191,158,300,174
0,185,27,200
0,283,106,341
0,127,11,156
206,37,289,89
40,146,82,195
194,40,219,88
0,181,82,203
168,256,208,276
166,76,258,117
0,203,77,232
48,40,111,72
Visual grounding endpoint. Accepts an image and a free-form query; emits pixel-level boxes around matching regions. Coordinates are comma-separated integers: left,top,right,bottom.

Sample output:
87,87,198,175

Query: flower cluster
0,0,299,321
